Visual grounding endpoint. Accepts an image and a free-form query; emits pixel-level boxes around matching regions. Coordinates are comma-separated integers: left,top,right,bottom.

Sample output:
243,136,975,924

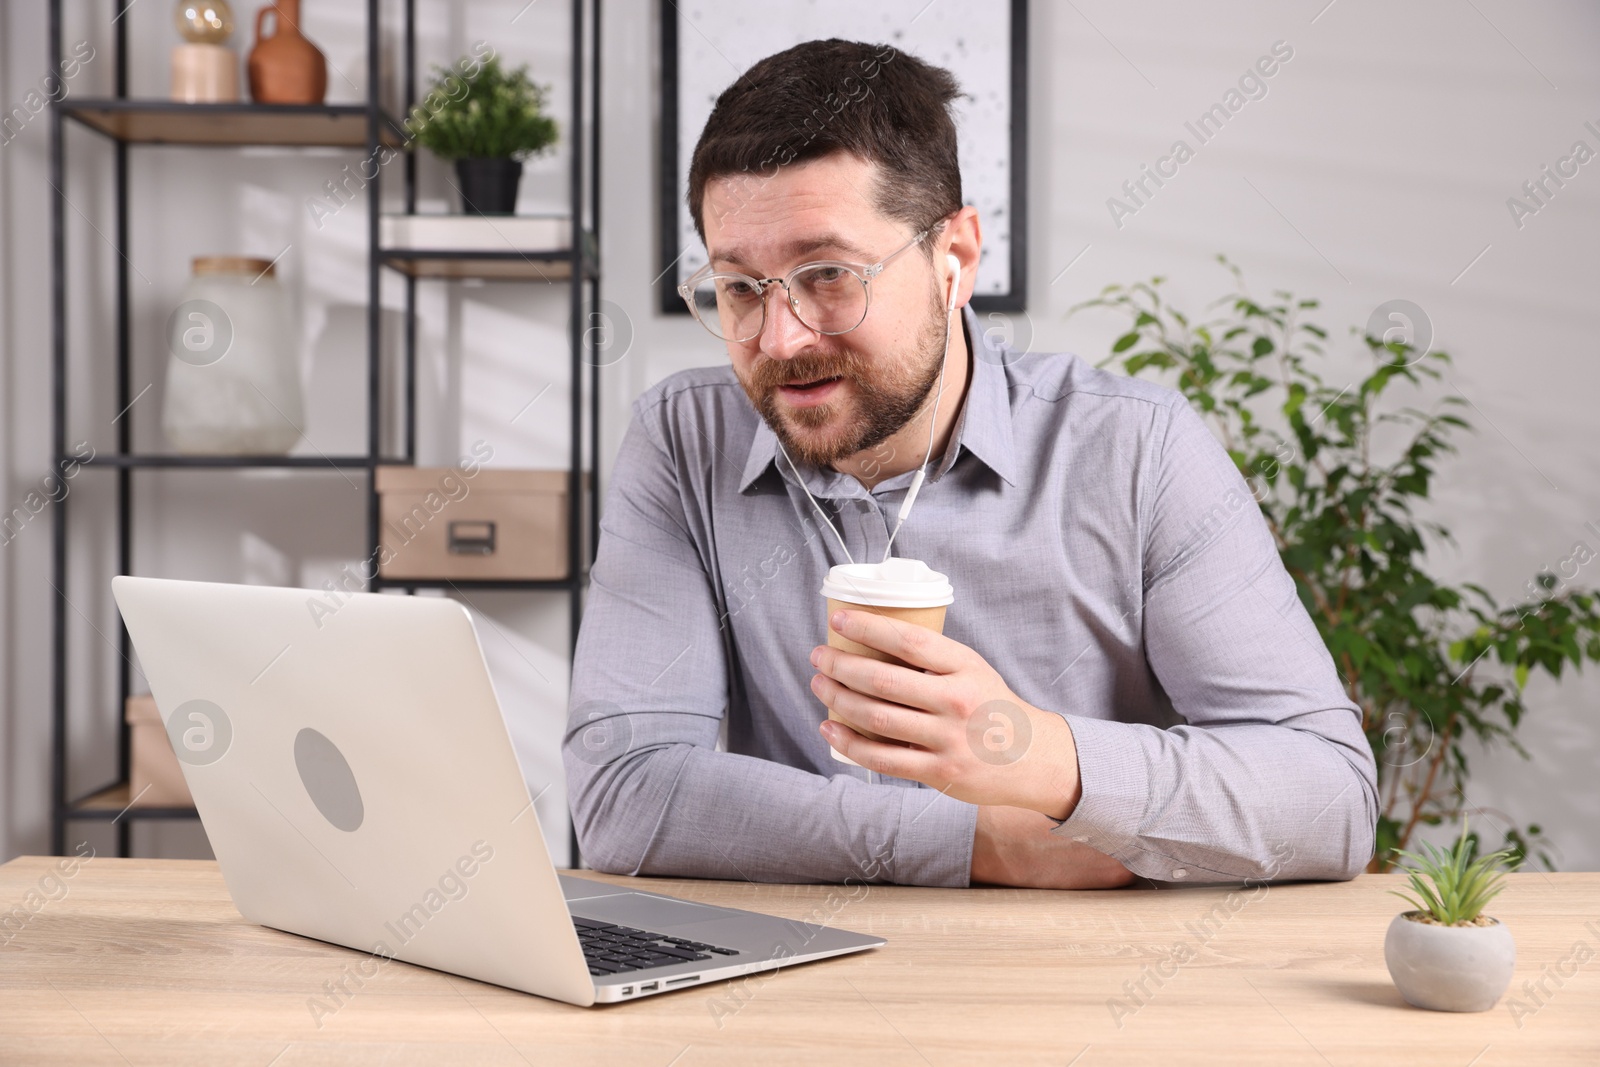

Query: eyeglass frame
678,224,936,343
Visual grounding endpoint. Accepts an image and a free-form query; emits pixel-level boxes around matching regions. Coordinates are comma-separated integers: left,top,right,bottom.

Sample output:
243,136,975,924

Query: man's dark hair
686,38,963,255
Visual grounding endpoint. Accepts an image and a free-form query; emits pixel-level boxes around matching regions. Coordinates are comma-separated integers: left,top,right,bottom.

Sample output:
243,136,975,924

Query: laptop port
621,986,632,995
640,981,658,993
666,975,699,986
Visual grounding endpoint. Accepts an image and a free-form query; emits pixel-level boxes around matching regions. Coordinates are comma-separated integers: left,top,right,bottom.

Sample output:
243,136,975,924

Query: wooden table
2,856,1596,1065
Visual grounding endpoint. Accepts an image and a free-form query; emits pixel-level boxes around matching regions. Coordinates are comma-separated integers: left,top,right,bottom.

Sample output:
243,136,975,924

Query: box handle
448,520,497,556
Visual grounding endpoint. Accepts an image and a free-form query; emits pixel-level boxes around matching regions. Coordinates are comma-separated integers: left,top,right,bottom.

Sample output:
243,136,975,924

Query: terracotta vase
247,0,327,105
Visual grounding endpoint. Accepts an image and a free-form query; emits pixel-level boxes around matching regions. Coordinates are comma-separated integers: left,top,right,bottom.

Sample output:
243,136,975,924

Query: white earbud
945,254,962,311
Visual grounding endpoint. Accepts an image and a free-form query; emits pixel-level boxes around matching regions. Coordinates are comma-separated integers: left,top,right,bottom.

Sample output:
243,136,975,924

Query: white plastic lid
819,557,954,608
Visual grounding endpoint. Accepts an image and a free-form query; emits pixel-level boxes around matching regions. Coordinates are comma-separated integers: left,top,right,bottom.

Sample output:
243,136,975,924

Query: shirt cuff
1046,714,1151,862
892,786,978,887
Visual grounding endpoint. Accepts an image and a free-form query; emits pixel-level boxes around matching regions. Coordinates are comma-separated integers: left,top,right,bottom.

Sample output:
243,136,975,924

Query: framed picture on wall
658,0,1029,315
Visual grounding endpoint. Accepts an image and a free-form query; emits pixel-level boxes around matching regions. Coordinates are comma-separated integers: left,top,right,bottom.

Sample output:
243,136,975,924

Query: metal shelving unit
48,0,601,863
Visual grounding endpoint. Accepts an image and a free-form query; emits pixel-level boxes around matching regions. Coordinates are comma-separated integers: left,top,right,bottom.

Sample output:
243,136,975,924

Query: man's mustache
752,351,863,390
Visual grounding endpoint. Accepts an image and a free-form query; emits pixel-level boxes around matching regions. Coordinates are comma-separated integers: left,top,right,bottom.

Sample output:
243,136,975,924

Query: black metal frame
655,0,1029,314
48,0,602,867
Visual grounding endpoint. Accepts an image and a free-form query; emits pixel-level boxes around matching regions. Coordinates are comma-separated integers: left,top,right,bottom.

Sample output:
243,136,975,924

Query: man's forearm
971,805,1136,889
566,738,979,886
1008,708,1084,822
1048,709,1377,883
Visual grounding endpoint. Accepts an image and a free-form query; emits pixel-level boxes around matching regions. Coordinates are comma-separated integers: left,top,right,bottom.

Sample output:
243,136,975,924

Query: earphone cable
778,440,856,566
882,292,956,561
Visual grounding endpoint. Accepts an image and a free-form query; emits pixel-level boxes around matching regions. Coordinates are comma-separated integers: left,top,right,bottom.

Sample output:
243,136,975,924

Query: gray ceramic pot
1384,911,1516,1011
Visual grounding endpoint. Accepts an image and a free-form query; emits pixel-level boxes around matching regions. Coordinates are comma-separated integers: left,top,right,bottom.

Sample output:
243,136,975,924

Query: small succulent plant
1388,820,1519,926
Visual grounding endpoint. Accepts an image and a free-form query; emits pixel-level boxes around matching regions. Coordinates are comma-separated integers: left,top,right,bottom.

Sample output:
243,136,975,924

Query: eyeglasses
679,227,932,343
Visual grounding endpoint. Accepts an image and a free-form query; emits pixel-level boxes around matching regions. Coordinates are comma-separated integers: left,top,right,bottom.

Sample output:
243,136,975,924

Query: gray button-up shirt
565,304,1377,887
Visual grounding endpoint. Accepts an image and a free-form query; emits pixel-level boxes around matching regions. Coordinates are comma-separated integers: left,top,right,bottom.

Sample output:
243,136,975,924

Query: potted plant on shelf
1383,821,1519,1011
1077,257,1600,873
410,54,559,216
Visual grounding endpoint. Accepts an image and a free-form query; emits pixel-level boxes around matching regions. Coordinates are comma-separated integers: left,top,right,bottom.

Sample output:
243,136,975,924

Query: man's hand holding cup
809,559,1084,822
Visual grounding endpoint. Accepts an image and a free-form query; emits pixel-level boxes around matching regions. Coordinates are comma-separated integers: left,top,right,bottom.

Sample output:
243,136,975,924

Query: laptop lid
111,575,598,1006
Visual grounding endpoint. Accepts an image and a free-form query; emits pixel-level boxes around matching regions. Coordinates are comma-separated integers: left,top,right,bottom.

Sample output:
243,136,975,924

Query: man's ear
940,205,982,311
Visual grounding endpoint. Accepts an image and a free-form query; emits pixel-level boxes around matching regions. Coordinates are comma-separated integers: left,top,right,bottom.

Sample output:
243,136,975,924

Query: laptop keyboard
573,915,741,976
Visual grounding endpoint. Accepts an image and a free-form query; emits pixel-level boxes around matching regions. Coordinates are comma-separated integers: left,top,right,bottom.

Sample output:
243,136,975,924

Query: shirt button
1072,835,1089,843
1171,869,1188,879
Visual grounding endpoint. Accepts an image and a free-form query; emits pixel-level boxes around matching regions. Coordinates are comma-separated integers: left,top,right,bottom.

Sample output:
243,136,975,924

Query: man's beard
740,290,948,470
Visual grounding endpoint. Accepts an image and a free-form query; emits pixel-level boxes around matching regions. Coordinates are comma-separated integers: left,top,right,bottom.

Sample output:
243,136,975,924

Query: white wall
1024,0,1600,870
4,1,1597,870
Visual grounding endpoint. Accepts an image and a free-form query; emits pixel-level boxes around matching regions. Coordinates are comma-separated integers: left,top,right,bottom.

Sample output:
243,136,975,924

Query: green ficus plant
410,55,559,161
1073,255,1600,872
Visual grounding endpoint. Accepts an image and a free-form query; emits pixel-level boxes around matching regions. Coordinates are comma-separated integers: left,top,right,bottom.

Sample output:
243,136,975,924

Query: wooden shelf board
77,454,382,470
69,783,197,819
61,99,404,148
370,575,580,591
379,252,587,280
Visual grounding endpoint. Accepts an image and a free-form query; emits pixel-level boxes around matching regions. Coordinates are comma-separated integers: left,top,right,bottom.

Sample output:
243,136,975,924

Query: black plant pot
454,158,523,215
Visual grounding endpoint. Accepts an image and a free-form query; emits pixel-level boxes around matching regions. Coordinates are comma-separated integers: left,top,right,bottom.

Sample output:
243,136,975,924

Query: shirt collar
738,303,1018,494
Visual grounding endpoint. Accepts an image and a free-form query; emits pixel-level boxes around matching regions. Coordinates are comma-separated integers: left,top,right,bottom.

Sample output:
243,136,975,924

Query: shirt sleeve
564,397,977,887
1047,395,1379,884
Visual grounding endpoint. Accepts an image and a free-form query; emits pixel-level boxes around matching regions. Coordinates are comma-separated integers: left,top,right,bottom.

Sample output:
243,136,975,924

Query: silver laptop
111,575,883,1006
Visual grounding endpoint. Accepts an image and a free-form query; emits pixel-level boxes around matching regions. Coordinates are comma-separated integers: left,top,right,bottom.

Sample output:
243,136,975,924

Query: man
564,39,1376,889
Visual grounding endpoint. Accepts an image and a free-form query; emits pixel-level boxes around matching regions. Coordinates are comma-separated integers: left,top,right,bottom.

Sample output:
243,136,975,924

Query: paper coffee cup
819,557,954,765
